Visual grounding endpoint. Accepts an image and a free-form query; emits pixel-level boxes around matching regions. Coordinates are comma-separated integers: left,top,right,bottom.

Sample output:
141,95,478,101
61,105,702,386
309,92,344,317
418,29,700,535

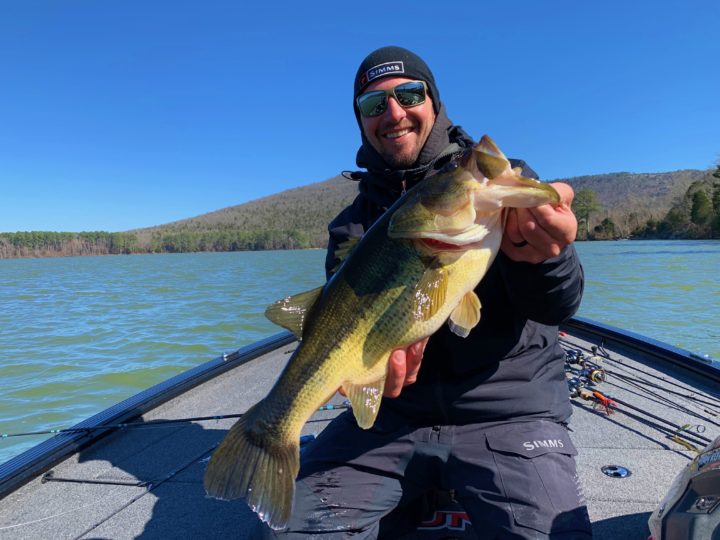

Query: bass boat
0,317,718,539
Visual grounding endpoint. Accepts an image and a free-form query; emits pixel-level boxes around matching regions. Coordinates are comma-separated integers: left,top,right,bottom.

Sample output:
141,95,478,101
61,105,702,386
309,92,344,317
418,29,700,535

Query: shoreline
1,238,718,261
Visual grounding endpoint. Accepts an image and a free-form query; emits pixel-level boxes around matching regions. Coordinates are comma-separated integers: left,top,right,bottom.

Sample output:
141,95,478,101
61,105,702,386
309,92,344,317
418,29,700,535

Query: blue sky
1,1,718,232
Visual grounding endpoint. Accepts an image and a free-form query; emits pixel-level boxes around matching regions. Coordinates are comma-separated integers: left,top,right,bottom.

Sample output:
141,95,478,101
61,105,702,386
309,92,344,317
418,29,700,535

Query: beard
379,146,422,169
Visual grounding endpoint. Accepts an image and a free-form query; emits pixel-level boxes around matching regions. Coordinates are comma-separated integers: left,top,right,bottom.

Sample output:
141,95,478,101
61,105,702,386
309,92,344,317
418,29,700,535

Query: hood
350,105,474,209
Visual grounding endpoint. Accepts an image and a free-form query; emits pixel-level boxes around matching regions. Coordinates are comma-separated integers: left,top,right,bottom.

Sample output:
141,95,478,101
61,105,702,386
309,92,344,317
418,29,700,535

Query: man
263,46,591,539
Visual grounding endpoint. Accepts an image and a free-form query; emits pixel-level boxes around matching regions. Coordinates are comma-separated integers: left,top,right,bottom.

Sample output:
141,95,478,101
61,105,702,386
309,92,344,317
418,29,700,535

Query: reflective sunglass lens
358,93,388,117
395,82,426,107
356,81,427,117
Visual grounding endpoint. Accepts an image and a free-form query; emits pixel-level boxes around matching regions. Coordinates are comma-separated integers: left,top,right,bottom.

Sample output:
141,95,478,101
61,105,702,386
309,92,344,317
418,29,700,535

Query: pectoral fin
264,287,323,339
413,266,448,321
447,291,481,338
342,377,386,429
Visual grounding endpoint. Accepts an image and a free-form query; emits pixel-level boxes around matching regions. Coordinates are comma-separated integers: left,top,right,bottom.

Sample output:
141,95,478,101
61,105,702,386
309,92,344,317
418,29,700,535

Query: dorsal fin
473,135,511,179
331,236,361,273
475,134,506,159
264,287,323,339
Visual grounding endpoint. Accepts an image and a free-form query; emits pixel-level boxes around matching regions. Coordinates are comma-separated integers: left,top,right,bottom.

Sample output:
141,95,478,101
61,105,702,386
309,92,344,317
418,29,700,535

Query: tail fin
204,413,299,530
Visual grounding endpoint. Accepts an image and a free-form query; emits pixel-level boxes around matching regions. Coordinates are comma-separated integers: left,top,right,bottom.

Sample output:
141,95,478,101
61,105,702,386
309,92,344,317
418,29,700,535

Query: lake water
1,241,718,464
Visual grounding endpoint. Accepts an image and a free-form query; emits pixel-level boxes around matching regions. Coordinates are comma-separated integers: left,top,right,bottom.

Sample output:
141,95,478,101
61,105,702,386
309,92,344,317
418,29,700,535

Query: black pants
259,410,592,539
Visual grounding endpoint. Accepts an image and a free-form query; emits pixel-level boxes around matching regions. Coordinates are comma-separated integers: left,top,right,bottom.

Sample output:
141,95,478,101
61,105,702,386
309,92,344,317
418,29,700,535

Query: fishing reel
581,367,606,384
565,349,586,366
565,349,606,383
567,377,584,398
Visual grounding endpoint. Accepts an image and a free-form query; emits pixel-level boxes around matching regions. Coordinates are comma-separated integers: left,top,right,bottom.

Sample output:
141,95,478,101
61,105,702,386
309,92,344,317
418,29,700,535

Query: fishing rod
564,341,717,452
36,405,350,491
562,341,720,418
566,362,715,435
0,401,352,440
603,373,720,428
594,340,720,404
603,357,719,421
606,393,711,448
564,338,720,409
571,387,711,451
600,390,712,446
603,366,720,411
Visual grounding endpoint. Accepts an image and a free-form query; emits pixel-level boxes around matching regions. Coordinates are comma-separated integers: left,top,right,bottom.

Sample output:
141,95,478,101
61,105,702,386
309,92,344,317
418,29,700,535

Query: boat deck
1,323,718,539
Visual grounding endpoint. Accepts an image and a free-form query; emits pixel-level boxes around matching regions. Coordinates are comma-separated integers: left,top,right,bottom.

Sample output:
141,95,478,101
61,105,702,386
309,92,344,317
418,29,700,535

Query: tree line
3,167,719,259
0,230,313,259
572,166,720,240
0,232,139,258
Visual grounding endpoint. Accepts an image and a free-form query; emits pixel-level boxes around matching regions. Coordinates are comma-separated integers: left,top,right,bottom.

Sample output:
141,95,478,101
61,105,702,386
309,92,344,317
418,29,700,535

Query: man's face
359,77,436,169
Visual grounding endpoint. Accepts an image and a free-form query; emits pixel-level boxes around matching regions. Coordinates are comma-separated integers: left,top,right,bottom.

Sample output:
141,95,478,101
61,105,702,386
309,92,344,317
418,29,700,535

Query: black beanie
353,46,441,115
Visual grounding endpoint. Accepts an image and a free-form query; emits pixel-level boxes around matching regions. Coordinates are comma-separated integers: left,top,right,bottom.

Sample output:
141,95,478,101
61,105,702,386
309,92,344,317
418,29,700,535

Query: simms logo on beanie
359,61,405,88
353,46,441,115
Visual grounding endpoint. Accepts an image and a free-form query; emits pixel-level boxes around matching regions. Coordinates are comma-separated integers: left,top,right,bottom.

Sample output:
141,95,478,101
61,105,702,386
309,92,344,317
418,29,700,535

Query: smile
384,128,413,139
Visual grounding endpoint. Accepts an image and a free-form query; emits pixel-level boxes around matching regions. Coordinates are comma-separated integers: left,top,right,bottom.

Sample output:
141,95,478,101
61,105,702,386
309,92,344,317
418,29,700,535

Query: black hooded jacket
326,107,583,426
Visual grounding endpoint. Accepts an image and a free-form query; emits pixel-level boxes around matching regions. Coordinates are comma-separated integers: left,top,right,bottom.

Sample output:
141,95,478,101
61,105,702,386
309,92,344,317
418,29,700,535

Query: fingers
502,209,552,263
501,182,578,263
383,349,407,398
526,183,577,245
551,182,575,206
404,338,428,385
344,337,429,399
383,338,428,398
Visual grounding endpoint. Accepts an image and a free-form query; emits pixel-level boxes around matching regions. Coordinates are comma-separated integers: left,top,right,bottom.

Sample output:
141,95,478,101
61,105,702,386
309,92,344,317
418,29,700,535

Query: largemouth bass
203,135,559,529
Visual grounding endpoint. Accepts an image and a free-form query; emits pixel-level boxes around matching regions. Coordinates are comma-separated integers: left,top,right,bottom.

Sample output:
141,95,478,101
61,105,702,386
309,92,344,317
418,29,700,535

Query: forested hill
134,168,708,243
133,175,359,250
0,168,714,258
560,169,707,236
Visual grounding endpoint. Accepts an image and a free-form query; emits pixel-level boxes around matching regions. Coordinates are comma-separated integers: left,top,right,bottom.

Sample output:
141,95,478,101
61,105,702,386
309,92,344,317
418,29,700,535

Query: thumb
549,182,574,207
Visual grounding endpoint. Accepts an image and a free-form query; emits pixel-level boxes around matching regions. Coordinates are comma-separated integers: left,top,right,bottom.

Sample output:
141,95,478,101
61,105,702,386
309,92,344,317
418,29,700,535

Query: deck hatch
601,465,631,478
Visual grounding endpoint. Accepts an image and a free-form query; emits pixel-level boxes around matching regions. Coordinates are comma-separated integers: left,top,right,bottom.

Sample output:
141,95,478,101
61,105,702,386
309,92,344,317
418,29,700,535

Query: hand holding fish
384,337,429,397
339,337,428,398
501,182,577,264
204,136,564,530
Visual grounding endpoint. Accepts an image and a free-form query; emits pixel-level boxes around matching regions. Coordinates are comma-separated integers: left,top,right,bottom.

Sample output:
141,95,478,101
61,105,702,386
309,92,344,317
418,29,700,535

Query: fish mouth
420,238,468,251
415,223,491,251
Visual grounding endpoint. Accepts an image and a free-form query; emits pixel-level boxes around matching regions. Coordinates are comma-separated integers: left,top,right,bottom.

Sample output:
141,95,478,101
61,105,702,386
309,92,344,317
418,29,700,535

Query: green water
574,240,719,358
0,241,718,464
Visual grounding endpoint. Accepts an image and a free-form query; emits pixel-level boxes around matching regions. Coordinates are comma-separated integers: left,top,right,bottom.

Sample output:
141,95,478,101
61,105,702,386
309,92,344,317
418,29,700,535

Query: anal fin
342,377,386,429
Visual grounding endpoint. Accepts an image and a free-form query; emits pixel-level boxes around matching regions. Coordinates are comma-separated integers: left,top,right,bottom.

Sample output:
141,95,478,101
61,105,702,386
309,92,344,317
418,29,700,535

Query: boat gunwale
0,331,295,500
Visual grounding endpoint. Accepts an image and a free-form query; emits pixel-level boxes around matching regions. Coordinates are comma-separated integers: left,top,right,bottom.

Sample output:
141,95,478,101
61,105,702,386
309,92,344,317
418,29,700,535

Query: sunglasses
356,81,428,118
